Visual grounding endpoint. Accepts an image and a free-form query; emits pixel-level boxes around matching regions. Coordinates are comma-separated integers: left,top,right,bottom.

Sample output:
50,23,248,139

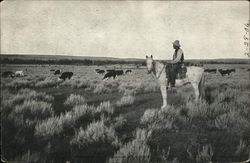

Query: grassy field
1,63,250,163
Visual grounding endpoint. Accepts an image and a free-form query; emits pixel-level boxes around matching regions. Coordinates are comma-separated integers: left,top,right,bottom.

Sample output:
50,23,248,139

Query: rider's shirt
172,48,184,64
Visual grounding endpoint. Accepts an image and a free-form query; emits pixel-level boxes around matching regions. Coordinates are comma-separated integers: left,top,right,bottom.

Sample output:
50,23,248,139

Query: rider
168,40,184,88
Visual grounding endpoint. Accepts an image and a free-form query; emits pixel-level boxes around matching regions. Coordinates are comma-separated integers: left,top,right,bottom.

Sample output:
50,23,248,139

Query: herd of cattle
95,69,132,80
1,67,249,80
204,68,238,76
1,68,133,81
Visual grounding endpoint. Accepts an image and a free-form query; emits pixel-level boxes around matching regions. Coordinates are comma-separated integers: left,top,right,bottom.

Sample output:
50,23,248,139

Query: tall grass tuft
35,104,95,138
35,77,60,88
196,144,213,163
11,100,54,127
116,95,135,107
96,101,114,115
141,105,180,130
71,120,120,148
64,94,86,108
109,129,152,163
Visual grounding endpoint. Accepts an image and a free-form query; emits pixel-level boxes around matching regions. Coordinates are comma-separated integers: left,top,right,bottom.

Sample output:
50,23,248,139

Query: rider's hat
173,40,181,47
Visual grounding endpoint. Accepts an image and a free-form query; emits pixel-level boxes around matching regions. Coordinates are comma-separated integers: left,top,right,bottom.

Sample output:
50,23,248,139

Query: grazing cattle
204,69,217,73
218,69,234,76
106,69,115,73
95,69,100,72
54,69,61,75
58,72,73,81
2,71,15,78
229,69,235,72
15,71,24,77
50,69,55,71
103,71,117,80
247,69,250,71
115,70,124,76
125,70,132,74
96,69,105,75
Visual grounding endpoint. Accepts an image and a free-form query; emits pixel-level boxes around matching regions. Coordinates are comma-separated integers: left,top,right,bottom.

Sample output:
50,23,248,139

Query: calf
204,69,217,73
58,72,73,81
2,71,15,78
125,70,132,74
54,69,62,75
15,71,24,77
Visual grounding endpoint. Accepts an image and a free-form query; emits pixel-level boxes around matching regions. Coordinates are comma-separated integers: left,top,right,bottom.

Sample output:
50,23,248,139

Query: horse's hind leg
198,74,205,99
160,85,167,108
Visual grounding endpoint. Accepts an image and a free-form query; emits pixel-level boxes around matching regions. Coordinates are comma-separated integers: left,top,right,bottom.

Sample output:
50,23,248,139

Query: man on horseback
167,40,184,89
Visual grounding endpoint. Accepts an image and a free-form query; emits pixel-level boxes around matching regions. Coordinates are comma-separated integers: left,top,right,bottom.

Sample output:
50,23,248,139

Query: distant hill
0,54,143,61
0,54,249,65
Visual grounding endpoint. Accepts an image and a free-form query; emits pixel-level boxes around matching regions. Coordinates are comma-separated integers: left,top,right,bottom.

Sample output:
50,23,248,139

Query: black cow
103,71,117,80
95,69,100,72
229,69,235,72
2,71,15,78
125,70,132,74
50,69,55,71
54,69,61,75
115,70,124,76
204,69,217,73
247,69,250,71
59,72,73,81
96,69,105,75
106,69,115,73
218,69,234,76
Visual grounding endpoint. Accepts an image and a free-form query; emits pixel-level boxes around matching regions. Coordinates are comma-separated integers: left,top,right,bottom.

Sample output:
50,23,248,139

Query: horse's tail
198,73,206,99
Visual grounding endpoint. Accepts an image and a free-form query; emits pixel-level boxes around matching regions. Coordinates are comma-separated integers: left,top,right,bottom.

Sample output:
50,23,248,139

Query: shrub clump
116,95,135,107
141,105,180,130
35,77,59,88
70,120,120,148
96,101,114,115
109,129,152,163
64,94,86,108
11,100,54,127
35,104,95,138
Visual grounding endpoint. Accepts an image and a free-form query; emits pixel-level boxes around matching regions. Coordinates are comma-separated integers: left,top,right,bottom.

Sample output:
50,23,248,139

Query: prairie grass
116,95,135,107
141,105,180,130
35,77,60,88
11,100,53,127
109,129,152,163
64,94,86,108
71,119,120,148
6,79,35,90
96,101,114,115
35,104,95,138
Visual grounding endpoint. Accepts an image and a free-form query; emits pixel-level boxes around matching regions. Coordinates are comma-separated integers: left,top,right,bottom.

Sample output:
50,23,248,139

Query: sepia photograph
0,0,249,163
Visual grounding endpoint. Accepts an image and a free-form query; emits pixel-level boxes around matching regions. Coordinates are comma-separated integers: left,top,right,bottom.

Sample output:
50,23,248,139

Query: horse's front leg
191,82,199,102
160,85,167,108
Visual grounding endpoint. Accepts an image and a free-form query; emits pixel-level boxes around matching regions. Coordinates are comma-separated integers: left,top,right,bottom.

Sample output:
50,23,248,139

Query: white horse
146,55,205,108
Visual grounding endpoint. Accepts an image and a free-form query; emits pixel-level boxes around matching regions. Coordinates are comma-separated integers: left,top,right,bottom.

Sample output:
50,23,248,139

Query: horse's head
146,55,154,74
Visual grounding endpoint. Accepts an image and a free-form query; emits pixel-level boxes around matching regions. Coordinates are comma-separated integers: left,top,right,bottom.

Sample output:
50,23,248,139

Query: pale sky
1,1,249,59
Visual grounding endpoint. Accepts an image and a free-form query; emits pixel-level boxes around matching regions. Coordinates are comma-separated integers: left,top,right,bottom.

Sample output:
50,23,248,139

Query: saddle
165,63,187,79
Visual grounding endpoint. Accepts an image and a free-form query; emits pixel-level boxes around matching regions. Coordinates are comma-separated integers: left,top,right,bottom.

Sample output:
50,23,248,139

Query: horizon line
1,53,249,60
